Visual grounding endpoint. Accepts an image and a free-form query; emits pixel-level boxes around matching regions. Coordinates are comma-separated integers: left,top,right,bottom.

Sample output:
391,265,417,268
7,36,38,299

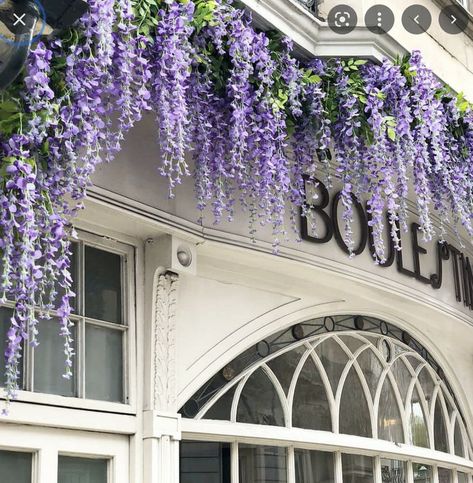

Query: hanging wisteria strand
0,0,150,408
2,0,473,407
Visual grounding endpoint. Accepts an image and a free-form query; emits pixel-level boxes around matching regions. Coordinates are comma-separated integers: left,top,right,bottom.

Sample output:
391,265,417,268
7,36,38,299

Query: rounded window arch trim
180,314,473,469
178,309,473,428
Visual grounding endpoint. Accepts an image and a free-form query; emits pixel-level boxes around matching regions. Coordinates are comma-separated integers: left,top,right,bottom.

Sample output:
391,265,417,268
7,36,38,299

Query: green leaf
387,127,396,141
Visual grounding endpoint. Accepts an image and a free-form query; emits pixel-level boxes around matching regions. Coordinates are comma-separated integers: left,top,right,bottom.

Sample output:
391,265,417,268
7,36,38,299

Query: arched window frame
180,316,473,483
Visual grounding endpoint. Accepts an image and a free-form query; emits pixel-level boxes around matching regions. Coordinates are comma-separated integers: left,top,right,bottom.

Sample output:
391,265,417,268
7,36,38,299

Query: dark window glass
85,326,123,402
410,388,429,448
458,472,469,483
438,468,452,483
54,242,78,311
380,459,406,483
338,335,366,355
342,454,373,483
237,368,284,426
58,456,108,483
339,367,371,438
267,345,306,395
454,419,465,457
85,246,122,324
204,386,236,421
0,307,23,388
239,444,287,483
34,317,75,397
180,441,230,483
293,356,331,431
418,368,435,406
295,449,334,483
413,463,432,483
356,348,383,399
315,338,348,394
378,379,404,443
0,450,32,483
434,398,449,453
390,359,412,406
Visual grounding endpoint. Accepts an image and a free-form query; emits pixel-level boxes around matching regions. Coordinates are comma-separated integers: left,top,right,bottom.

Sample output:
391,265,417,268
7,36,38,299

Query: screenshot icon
328,4,358,34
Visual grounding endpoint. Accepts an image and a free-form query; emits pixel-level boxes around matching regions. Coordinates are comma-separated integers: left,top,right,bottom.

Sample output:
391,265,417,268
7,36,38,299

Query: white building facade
2,1,473,483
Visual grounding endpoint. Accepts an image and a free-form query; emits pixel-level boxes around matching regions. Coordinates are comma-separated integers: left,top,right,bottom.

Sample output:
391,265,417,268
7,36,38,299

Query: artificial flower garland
0,0,473,406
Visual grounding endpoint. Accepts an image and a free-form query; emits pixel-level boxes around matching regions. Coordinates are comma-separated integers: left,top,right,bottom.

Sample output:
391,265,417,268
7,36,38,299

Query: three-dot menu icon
365,5,395,34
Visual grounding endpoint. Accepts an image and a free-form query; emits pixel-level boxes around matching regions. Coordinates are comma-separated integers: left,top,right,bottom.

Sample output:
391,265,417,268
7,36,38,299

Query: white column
143,412,181,483
143,238,182,483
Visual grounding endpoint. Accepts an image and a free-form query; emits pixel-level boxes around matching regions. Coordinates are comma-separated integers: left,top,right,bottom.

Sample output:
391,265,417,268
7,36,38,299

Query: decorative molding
240,0,406,62
152,270,180,411
143,410,182,440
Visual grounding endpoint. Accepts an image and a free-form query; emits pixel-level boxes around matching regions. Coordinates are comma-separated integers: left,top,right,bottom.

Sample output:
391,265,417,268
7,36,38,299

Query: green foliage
2,0,473,156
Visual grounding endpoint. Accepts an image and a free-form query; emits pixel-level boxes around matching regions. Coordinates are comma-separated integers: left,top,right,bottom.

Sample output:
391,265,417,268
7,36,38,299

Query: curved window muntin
183,315,462,418
185,328,473,464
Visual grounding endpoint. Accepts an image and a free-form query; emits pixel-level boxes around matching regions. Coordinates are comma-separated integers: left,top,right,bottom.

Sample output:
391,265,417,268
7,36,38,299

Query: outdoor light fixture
176,246,193,268
0,0,88,89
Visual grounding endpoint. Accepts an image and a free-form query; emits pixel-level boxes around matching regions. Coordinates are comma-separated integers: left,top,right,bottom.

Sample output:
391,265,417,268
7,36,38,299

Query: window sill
0,392,137,434
2,389,135,414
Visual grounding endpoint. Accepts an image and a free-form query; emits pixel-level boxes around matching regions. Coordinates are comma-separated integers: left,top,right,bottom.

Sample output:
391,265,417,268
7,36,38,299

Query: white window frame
0,229,137,415
0,423,129,483
180,330,473,483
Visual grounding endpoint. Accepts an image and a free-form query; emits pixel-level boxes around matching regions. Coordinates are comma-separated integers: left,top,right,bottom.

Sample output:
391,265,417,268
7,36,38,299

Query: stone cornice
241,0,406,62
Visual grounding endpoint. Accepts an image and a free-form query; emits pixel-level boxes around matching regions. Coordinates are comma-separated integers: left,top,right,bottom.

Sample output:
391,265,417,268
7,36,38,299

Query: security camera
0,0,88,89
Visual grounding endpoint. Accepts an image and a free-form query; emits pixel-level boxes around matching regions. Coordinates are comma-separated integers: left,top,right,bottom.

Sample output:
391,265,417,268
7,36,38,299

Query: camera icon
328,5,358,34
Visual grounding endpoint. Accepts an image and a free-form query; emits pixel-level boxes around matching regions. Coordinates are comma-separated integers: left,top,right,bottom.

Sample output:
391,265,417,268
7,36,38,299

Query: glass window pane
58,456,107,483
295,449,334,483
356,348,383,399
53,242,79,311
239,444,287,483
85,246,122,324
0,307,23,388
338,335,366,355
458,473,469,483
293,356,331,431
454,419,465,457
237,368,284,426
378,379,404,443
204,387,236,421
34,317,75,397
380,459,406,483
438,468,452,483
342,454,373,483
418,368,435,406
85,325,123,402
434,397,449,453
390,358,412,406
315,338,349,394
0,450,32,483
339,367,372,438
180,441,230,483
410,388,429,448
413,464,432,483
267,345,306,395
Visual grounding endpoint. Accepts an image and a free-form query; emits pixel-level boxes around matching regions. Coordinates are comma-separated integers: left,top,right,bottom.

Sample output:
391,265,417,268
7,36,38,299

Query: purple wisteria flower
2,0,473,411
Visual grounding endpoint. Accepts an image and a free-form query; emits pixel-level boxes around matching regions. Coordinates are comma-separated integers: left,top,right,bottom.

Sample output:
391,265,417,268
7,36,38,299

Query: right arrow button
440,5,468,34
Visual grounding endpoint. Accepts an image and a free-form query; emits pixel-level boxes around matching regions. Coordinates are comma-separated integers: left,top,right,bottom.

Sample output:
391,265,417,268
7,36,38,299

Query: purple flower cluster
152,0,195,194
2,0,473,409
0,0,150,407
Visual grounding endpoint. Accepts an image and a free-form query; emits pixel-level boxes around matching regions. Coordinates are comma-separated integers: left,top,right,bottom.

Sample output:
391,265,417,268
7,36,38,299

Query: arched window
180,315,473,483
